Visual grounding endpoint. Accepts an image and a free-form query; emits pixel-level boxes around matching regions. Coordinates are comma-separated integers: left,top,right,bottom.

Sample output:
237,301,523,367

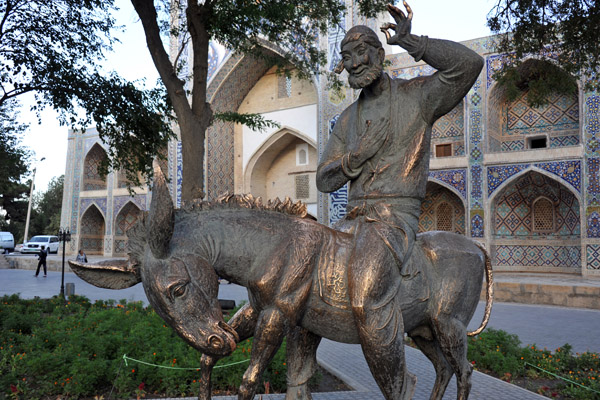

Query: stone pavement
4,268,600,399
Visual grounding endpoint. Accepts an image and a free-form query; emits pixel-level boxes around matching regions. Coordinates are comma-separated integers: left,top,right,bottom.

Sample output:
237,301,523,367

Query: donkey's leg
238,307,286,400
349,224,416,400
431,318,472,400
410,333,454,400
198,303,259,400
285,326,322,400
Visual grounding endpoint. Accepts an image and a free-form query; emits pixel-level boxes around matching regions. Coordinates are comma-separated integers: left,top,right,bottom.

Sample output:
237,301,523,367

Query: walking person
34,246,48,277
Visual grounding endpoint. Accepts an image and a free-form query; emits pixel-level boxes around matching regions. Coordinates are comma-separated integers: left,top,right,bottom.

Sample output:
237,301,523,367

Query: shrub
0,295,288,399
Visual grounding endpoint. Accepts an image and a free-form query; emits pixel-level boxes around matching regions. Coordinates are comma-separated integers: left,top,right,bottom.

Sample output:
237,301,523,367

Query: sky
18,0,495,194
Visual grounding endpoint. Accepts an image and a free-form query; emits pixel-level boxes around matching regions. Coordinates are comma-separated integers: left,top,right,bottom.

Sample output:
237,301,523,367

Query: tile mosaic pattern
493,172,580,237
113,195,147,218
418,185,465,234
80,198,107,217
432,103,464,139
494,245,581,268
83,144,108,191
506,91,579,135
468,76,484,237
487,161,581,196
586,244,600,270
428,169,467,200
550,135,579,147
206,54,271,199
79,204,105,254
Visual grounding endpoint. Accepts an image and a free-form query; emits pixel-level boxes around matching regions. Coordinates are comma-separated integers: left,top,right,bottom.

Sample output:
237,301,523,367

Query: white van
21,235,60,254
0,232,14,253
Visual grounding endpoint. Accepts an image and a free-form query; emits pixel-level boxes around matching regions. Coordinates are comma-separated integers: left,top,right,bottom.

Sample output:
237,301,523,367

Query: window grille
436,202,453,231
533,197,554,232
295,174,310,199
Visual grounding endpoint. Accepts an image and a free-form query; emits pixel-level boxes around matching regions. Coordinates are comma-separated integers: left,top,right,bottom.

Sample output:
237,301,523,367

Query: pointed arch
419,181,466,235
113,201,142,257
205,42,320,199
243,128,317,203
79,204,105,255
487,58,580,153
83,143,108,191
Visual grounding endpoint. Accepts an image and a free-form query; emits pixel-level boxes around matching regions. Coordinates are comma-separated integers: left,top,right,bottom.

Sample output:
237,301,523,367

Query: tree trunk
131,0,211,203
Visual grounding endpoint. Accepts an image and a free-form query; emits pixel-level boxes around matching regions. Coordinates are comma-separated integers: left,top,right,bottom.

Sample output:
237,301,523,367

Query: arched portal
418,181,466,235
83,143,108,191
79,204,105,255
487,59,579,153
491,170,581,271
245,129,318,210
113,202,142,257
206,44,319,200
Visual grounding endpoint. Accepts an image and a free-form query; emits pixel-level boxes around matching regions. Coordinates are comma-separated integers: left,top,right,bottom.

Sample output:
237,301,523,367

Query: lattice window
295,174,310,199
436,202,453,231
533,197,555,232
278,75,292,98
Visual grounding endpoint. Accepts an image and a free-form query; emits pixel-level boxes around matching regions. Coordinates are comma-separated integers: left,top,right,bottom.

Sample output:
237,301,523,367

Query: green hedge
0,294,288,399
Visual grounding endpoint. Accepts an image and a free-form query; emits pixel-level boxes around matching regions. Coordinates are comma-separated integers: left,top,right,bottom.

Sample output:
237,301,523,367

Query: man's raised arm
381,2,484,123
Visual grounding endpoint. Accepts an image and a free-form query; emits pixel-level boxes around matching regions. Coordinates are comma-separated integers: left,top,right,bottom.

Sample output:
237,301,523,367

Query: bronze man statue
317,2,484,398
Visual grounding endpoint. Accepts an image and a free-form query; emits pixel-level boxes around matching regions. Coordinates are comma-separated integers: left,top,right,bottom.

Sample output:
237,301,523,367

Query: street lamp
23,157,46,243
57,228,71,299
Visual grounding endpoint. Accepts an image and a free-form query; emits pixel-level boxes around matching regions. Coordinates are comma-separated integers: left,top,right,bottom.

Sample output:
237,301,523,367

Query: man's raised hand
380,2,413,45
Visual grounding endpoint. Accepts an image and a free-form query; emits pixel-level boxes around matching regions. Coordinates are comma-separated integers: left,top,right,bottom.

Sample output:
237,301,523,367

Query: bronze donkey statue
70,168,493,400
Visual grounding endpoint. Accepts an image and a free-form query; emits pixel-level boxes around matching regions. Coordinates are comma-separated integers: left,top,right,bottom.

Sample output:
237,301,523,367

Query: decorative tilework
329,184,348,226
390,65,435,80
432,104,464,139
493,172,580,238
471,211,484,238
80,198,107,217
206,53,273,199
470,165,482,207
176,142,182,207
585,95,600,156
83,144,108,191
79,204,105,254
113,195,147,216
535,160,581,193
428,169,467,200
494,245,581,268
501,140,524,152
587,211,600,238
506,92,578,134
550,135,579,147
488,164,529,195
586,245,600,269
418,184,465,234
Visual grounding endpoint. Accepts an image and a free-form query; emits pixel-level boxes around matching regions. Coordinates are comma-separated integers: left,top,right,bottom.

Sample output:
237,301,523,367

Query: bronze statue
316,2,486,398
70,3,493,399
70,172,492,400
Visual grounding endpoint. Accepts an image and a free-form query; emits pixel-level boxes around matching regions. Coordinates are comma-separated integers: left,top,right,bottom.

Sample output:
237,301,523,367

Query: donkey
70,168,492,400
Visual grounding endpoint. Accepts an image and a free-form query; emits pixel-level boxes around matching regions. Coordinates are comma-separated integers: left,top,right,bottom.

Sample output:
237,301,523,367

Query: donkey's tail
467,242,494,337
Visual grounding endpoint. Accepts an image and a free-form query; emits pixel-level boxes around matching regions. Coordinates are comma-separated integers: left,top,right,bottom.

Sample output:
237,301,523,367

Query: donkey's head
69,167,238,356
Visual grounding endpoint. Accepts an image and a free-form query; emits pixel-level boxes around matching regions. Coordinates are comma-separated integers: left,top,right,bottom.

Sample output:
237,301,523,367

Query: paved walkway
3,268,600,399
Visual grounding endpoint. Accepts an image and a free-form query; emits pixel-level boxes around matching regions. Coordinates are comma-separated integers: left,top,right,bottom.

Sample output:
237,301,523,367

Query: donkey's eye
171,282,188,298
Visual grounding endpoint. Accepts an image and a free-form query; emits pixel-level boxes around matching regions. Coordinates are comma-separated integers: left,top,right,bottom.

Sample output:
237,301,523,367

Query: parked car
14,243,23,253
21,235,60,254
0,232,15,253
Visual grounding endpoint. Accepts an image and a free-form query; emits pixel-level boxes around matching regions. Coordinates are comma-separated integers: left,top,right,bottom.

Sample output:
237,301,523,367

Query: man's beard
347,62,383,89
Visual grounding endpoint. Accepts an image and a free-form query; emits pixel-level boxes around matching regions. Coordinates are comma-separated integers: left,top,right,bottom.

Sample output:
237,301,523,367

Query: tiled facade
60,4,600,274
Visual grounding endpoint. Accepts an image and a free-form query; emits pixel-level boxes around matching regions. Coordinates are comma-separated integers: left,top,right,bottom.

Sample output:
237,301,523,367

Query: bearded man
316,2,484,398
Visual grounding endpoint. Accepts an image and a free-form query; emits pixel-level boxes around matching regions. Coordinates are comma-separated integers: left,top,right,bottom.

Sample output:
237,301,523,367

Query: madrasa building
60,9,600,277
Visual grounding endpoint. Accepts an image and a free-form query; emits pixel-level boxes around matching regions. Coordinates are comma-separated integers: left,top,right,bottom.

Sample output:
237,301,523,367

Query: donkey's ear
69,259,141,289
148,163,174,259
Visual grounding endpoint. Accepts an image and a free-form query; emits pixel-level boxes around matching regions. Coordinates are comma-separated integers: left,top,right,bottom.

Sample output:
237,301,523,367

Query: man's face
341,38,383,89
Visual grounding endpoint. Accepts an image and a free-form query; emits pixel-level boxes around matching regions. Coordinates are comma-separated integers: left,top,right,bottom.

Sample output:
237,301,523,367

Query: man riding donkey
317,2,484,398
